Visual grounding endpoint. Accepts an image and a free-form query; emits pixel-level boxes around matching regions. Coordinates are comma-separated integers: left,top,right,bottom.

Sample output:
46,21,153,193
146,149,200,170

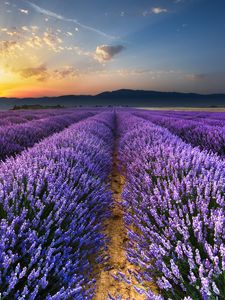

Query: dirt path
94,153,156,300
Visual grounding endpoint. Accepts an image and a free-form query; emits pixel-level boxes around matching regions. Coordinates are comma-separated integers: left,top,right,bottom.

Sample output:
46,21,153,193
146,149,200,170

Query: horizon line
1,89,225,99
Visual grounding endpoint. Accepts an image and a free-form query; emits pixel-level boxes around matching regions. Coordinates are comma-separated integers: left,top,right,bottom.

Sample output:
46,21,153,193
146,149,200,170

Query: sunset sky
0,0,225,98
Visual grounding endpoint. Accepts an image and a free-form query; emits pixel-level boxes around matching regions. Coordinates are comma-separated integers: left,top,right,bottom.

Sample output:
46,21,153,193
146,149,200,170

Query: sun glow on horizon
0,0,225,97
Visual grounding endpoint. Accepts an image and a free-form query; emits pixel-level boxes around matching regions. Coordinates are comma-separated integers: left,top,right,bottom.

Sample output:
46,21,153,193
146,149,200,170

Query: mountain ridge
1,89,225,109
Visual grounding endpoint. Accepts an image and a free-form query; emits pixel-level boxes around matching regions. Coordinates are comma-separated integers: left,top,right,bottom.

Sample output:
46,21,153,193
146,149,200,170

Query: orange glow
1,72,154,98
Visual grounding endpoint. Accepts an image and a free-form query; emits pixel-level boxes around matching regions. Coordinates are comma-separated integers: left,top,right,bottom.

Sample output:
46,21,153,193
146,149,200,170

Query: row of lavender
0,110,95,161
117,112,225,299
0,112,115,299
0,109,77,127
142,110,225,125
134,110,225,156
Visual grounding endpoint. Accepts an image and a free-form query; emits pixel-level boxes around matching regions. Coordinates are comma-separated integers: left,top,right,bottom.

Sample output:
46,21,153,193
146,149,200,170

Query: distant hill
1,89,225,110
11,104,64,110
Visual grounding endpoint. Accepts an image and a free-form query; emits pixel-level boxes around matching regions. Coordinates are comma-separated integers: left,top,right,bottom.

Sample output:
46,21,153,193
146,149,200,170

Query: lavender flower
0,112,115,299
117,112,225,299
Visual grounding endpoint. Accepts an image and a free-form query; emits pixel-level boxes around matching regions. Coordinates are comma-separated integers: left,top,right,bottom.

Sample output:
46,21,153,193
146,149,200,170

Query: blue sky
0,0,225,97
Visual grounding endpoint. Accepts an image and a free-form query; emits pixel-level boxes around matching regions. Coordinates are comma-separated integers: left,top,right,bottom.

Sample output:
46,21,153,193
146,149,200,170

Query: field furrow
94,148,148,300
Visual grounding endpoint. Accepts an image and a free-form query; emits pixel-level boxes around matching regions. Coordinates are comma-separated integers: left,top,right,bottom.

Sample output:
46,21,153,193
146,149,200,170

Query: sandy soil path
93,153,151,300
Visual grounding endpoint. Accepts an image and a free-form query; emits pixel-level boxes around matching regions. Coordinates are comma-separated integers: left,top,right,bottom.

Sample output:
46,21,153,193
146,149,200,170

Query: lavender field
0,108,225,300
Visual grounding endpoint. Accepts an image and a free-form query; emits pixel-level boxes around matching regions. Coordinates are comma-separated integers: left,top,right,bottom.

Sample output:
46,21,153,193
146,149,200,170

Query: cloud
31,25,39,31
26,35,42,48
25,1,115,39
22,26,29,31
186,73,208,81
143,7,168,16
6,31,18,36
0,41,23,56
43,32,63,52
1,26,66,55
95,45,125,62
19,64,48,81
19,9,29,14
73,46,92,57
152,7,168,14
54,66,78,79
16,64,80,82
0,26,21,38
116,68,178,77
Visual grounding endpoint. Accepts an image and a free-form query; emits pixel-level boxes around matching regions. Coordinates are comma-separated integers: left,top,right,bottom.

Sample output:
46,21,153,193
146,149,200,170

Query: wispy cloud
0,26,94,58
66,31,73,36
54,66,78,79
25,1,115,39
19,8,29,14
42,32,63,52
21,26,29,31
152,7,168,14
15,64,80,82
19,64,48,81
143,7,168,16
95,45,125,62
0,40,23,56
116,68,178,77
186,73,208,81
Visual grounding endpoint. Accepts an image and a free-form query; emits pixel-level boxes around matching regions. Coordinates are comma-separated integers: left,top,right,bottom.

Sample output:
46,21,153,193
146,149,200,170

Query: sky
0,0,225,97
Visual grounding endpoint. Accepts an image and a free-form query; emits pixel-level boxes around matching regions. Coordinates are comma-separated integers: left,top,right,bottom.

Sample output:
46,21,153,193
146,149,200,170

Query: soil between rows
93,152,153,300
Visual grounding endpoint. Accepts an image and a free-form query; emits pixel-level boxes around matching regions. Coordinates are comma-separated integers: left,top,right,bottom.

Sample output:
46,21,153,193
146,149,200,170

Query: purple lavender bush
0,109,61,126
134,111,225,156
0,111,95,161
0,112,115,299
117,112,225,300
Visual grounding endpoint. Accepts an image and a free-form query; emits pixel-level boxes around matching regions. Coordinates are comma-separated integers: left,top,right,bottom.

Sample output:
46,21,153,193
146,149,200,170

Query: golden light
0,67,15,82
0,68,5,79
0,66,20,82
0,66,27,97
